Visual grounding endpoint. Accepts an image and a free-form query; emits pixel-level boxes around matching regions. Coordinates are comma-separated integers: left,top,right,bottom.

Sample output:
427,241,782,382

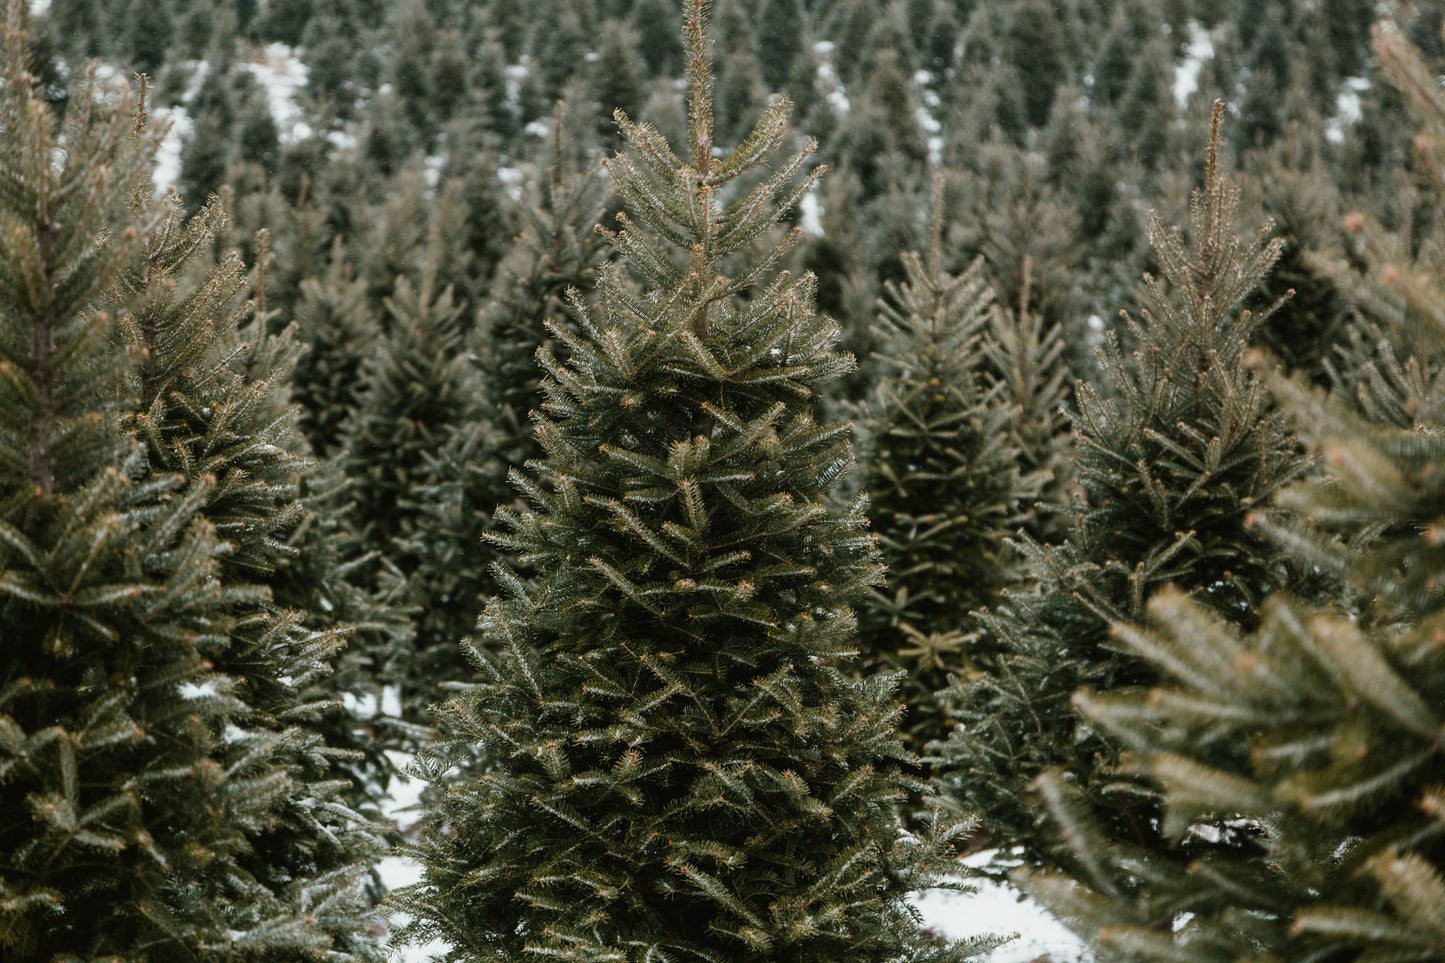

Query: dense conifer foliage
1016,21,1445,958
392,109,616,707
13,0,1445,958
853,193,1046,763
935,103,1315,882
0,4,380,957
391,4,989,960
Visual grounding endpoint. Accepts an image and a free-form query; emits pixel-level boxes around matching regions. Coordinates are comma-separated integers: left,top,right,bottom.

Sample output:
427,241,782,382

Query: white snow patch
814,50,849,116
1326,76,1371,144
927,136,944,166
342,690,380,719
381,685,404,719
1172,20,1215,109
799,191,824,237
819,66,849,115
240,43,310,144
151,104,193,191
497,165,525,201
29,0,49,15
326,128,359,151
423,153,444,189
813,40,836,56
524,117,554,138
913,854,1088,963
376,749,452,962
503,57,530,109
915,106,942,135
178,680,218,699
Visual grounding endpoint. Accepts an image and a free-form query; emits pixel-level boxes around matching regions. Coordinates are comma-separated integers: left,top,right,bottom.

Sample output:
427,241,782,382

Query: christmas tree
392,3,990,960
853,185,1045,764
935,102,1314,882
1018,22,1445,958
0,5,379,957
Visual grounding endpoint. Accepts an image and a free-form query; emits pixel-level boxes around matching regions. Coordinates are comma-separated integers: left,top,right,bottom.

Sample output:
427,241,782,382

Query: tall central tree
392,2,988,960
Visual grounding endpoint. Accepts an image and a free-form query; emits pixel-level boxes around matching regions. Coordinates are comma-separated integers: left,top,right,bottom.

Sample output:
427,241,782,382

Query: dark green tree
399,105,614,698
853,194,1045,764
289,245,383,456
391,3,992,960
935,103,1314,880
1014,23,1445,958
119,198,387,958
980,267,1075,546
756,0,805,92
0,10,379,958
591,19,647,142
341,265,479,581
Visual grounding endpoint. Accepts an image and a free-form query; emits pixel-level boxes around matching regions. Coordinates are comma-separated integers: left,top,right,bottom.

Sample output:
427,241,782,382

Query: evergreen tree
339,262,482,711
120,198,386,958
934,102,1314,880
392,3,989,960
399,105,613,700
1015,23,1445,958
981,266,1075,546
591,19,646,143
756,0,805,93
853,192,1045,765
289,246,382,456
0,10,379,958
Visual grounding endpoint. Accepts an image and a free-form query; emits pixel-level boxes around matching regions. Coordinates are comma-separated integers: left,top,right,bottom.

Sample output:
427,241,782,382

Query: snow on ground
1173,19,1216,109
813,40,850,116
378,747,450,963
1327,76,1371,144
915,852,1088,963
240,43,311,144
152,104,193,192
799,191,824,237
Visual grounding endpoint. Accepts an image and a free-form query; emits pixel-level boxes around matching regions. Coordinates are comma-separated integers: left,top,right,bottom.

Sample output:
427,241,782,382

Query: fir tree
934,102,1313,880
853,190,1045,764
342,266,477,561
981,270,1075,546
339,259,483,712
0,8,379,957
392,3,990,960
1015,24,1445,958
120,198,386,959
398,106,613,702
289,246,382,457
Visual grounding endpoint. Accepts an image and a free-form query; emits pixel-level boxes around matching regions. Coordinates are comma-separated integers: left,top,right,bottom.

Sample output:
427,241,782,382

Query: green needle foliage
392,3,990,961
935,102,1313,881
394,104,614,707
854,189,1045,764
119,207,390,951
0,5,379,958
1014,22,1445,959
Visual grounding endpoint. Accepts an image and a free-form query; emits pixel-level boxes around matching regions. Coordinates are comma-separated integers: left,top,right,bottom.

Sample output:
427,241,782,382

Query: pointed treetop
684,0,715,171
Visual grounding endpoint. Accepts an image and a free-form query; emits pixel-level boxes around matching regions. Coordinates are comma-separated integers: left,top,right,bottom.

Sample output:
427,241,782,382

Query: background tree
398,105,614,700
392,3,991,959
853,190,1046,767
935,104,1316,883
